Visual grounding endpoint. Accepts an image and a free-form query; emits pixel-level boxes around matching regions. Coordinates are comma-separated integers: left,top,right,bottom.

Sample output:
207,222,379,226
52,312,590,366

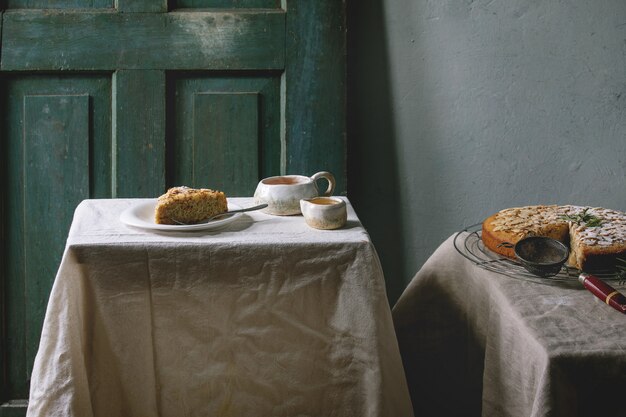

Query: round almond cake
481,205,626,272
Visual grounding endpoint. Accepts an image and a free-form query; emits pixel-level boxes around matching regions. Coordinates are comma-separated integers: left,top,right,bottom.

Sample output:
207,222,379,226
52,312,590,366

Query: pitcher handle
310,171,336,196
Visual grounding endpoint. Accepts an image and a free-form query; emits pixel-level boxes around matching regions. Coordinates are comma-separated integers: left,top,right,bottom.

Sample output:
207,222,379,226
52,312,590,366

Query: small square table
27,197,413,417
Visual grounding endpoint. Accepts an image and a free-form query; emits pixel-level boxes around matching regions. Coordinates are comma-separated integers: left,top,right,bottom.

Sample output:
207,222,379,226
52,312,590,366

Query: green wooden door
0,0,346,413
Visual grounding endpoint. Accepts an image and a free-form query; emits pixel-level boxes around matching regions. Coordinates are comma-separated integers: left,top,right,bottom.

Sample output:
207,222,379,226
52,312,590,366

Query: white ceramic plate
120,199,243,231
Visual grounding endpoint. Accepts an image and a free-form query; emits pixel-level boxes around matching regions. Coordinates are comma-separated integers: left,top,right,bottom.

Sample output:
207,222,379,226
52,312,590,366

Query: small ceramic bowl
514,236,569,277
300,197,347,230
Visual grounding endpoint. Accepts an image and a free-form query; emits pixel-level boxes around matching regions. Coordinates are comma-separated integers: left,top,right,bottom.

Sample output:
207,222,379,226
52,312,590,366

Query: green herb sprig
559,208,603,227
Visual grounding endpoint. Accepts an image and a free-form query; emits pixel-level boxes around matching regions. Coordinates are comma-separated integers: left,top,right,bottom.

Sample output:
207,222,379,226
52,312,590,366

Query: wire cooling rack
454,224,624,286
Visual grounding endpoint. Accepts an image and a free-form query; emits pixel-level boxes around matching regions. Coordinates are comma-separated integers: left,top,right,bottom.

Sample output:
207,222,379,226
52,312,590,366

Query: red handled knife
579,273,626,314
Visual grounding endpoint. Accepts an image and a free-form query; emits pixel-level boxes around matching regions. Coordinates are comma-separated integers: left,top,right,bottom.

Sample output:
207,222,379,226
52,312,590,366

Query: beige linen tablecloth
393,234,626,417
27,197,413,417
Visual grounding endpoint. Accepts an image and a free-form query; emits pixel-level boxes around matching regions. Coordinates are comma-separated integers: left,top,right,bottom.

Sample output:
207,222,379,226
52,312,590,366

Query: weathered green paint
2,75,112,401
0,2,346,408
285,0,347,193
0,76,6,417
0,17,5,408
6,0,112,8
192,92,259,195
1,10,285,71
174,0,279,8
116,0,166,13
113,70,166,197
23,95,90,377
170,73,281,194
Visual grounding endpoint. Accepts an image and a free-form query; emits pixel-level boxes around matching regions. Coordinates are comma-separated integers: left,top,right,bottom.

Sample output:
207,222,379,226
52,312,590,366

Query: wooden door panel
170,72,281,196
192,93,259,195
173,0,279,8
23,94,91,379
113,70,167,197
6,0,112,8
1,75,112,400
117,0,167,13
284,1,347,193
1,10,285,71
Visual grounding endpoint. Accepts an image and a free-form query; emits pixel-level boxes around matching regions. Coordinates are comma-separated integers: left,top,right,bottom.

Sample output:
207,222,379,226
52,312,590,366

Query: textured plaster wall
348,0,626,304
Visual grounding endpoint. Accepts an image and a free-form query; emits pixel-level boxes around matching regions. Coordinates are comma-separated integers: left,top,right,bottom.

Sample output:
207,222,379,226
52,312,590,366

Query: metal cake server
171,203,268,225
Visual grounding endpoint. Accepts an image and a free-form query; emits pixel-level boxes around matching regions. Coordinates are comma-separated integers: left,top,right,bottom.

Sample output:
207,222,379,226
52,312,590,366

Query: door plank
0,62,6,408
192,92,259,195
285,0,347,193
6,0,112,8
23,94,90,377
1,10,285,71
113,70,166,197
0,15,3,403
173,0,280,8
116,0,167,13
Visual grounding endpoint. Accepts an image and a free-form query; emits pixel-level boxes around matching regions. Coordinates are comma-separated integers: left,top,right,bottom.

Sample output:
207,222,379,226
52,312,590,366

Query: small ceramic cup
253,171,336,216
300,197,347,230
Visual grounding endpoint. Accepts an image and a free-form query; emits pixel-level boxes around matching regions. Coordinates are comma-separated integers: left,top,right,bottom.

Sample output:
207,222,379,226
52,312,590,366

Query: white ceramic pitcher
253,171,336,215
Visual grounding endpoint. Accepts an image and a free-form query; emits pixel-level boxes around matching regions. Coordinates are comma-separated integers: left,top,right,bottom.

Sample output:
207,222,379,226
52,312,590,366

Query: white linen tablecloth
393,234,626,417
27,197,413,417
